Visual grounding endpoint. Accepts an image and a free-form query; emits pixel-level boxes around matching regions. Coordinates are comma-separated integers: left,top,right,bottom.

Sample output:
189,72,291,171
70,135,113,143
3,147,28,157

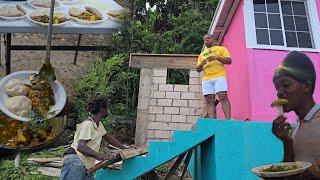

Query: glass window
254,0,266,12
253,0,313,48
255,13,268,28
256,29,270,45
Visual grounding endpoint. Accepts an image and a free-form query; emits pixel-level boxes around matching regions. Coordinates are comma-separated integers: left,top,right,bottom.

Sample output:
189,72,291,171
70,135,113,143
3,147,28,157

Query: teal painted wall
96,119,283,180
189,119,283,180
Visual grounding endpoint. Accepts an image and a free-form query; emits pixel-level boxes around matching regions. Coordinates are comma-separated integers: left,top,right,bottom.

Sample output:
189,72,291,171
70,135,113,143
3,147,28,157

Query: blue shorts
202,76,228,95
60,154,94,180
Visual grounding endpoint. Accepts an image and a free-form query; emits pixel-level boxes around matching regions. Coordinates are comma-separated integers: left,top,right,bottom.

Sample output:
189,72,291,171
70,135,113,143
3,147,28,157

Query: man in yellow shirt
196,34,232,119
60,96,131,180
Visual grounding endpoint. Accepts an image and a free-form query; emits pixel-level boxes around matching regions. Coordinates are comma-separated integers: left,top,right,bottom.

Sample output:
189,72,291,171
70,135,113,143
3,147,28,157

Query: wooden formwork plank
130,53,198,69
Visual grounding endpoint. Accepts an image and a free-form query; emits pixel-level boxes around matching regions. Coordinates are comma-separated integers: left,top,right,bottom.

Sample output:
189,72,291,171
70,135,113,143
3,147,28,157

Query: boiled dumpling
7,96,32,117
5,79,29,97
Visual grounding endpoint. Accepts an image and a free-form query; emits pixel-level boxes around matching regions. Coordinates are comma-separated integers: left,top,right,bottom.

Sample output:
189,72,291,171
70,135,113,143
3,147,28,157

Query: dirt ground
0,33,111,97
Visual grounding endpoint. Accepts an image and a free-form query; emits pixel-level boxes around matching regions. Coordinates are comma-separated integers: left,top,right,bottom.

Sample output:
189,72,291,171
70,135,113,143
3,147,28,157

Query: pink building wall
218,0,320,122
219,0,251,120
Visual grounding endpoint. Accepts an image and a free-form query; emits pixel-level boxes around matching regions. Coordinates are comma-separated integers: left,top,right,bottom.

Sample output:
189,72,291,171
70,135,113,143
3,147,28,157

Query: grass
0,146,65,180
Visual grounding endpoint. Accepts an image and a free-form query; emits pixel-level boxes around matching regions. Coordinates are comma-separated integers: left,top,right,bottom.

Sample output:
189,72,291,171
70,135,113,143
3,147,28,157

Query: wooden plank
28,157,62,164
38,167,61,177
130,53,198,69
164,152,187,180
217,0,241,44
87,146,148,174
119,145,148,159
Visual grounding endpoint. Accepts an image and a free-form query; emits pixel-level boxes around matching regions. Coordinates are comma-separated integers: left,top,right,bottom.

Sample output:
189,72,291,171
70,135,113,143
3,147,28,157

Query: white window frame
244,0,320,52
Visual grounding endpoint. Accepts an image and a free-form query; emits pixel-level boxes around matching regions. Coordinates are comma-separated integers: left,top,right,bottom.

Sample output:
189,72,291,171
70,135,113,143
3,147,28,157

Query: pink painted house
211,0,320,121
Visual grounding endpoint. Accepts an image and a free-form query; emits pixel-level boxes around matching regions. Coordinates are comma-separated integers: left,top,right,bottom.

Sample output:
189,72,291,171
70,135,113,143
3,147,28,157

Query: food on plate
30,11,69,24
7,96,32,117
262,164,300,172
27,74,55,119
4,78,29,97
0,4,25,17
0,113,57,147
29,0,60,9
107,11,130,20
271,99,288,116
69,7,102,21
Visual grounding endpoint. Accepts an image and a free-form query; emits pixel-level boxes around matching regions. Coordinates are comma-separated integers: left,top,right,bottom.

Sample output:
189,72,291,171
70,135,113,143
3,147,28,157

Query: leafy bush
73,0,218,124
73,54,139,122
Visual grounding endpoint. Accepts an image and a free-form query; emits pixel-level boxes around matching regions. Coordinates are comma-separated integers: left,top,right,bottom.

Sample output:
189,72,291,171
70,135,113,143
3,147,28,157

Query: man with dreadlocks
60,96,131,180
268,51,320,179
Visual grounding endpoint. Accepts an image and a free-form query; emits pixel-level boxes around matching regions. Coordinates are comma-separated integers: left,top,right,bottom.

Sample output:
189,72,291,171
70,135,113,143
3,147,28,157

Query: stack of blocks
147,68,204,141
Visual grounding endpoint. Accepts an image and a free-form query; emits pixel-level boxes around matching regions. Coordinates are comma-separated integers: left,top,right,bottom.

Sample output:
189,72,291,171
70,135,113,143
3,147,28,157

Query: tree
74,0,219,121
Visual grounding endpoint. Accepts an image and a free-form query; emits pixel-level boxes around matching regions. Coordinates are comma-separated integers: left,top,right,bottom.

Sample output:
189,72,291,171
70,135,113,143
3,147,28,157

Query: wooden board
87,145,148,174
129,53,198,69
119,145,148,159
28,157,62,163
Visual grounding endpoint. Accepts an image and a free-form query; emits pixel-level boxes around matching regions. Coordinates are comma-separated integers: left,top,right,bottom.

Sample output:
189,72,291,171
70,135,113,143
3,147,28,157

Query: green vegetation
73,0,218,125
0,147,64,179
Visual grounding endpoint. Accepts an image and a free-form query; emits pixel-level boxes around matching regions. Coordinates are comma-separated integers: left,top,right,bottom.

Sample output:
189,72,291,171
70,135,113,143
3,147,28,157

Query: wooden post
135,68,152,146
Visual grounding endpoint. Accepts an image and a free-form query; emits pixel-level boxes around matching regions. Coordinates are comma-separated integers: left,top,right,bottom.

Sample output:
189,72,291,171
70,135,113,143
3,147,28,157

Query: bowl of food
252,162,312,178
28,10,70,26
0,71,67,122
27,0,63,10
107,8,130,22
68,6,104,24
0,4,26,20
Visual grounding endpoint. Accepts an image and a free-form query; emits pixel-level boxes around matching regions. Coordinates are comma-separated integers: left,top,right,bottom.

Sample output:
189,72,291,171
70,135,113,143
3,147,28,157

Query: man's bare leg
204,94,216,118
217,91,231,119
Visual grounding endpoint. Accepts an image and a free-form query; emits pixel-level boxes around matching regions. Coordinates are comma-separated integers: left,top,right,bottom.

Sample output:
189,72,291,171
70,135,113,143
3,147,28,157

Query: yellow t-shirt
197,46,231,80
71,117,107,169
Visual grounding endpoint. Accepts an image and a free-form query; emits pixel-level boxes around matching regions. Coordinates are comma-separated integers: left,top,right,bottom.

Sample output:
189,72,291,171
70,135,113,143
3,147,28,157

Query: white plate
27,10,69,26
0,4,27,20
61,0,79,4
252,161,312,178
106,8,130,22
0,71,67,122
69,6,104,24
27,0,63,10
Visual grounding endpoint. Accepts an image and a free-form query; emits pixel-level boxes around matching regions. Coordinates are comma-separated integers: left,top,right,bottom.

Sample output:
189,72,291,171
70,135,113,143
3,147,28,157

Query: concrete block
172,115,187,123
164,107,180,114
166,92,181,99
157,99,173,106
181,92,196,99
153,76,167,84
153,68,167,77
155,130,171,139
152,91,165,98
180,107,195,115
149,106,164,114
156,114,172,122
174,85,189,92
159,84,174,91
172,99,188,107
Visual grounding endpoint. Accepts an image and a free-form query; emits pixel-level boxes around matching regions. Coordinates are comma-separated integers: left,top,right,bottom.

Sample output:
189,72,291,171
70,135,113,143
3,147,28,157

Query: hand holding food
271,99,288,116
272,115,291,141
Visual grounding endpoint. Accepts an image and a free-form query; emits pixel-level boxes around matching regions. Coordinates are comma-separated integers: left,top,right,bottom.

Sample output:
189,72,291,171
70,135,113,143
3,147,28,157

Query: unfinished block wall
147,68,203,141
